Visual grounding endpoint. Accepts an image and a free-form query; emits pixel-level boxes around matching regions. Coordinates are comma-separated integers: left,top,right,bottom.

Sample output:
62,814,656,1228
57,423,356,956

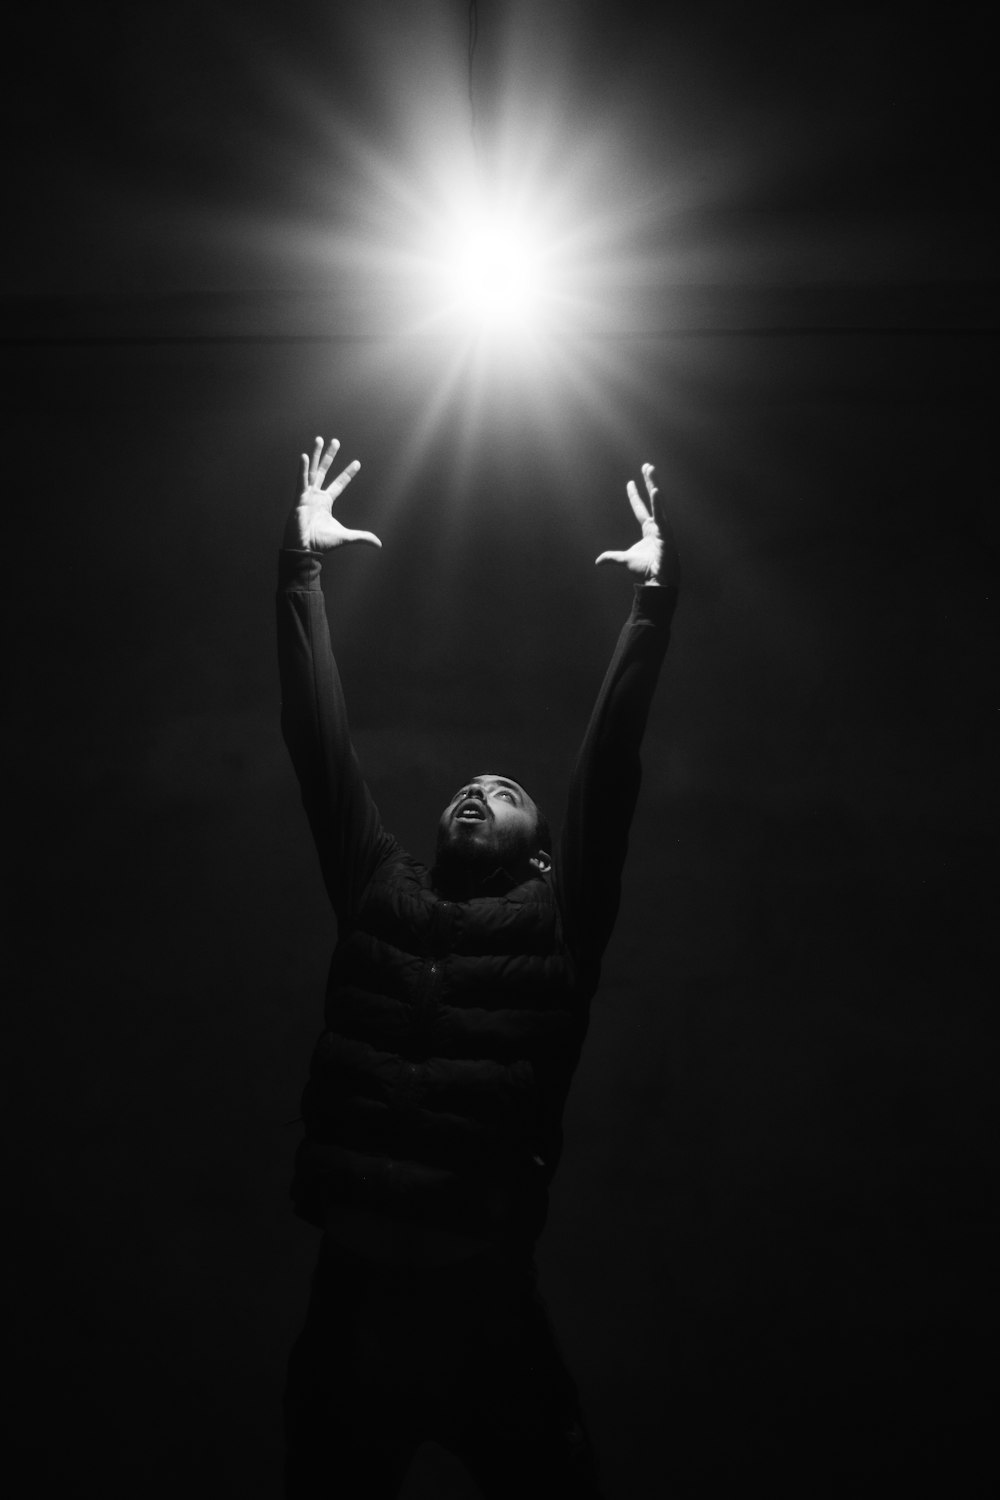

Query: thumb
595,549,627,567
343,529,383,549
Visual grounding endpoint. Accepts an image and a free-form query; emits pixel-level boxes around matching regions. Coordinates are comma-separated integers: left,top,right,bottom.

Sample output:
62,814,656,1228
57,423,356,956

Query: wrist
283,506,309,550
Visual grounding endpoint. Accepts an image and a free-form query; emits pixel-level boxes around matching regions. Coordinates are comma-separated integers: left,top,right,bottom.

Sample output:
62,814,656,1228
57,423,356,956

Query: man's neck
431,861,533,900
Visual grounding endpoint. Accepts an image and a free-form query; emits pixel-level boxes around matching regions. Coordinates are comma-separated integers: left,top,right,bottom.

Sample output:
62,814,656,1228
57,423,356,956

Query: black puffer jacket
296,851,580,1243
277,550,676,1257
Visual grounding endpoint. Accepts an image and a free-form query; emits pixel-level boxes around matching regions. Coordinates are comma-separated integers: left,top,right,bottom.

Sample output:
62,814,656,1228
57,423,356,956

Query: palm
291,436,381,552
615,525,662,580
298,485,371,551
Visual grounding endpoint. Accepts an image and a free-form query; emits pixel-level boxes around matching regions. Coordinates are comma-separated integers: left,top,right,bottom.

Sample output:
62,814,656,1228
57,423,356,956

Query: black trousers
284,1237,605,1499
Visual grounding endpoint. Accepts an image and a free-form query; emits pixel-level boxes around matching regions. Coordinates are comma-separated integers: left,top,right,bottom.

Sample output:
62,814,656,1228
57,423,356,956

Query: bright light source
419,189,558,341
449,205,545,329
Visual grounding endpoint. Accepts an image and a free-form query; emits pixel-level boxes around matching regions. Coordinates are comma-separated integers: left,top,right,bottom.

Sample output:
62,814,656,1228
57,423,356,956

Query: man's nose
460,786,486,802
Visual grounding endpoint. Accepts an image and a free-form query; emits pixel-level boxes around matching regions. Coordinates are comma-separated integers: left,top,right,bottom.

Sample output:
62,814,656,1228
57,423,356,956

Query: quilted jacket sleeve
276,549,395,923
558,582,678,975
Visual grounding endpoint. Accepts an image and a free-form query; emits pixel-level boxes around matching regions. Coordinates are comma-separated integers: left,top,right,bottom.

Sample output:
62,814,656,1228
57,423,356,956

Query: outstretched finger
317,436,341,481
309,435,325,483
325,459,361,498
595,549,628,567
342,528,382,549
627,478,650,527
642,462,658,503
300,453,310,492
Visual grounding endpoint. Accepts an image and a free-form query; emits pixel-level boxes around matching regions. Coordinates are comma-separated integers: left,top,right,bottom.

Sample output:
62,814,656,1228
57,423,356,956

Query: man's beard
434,819,535,880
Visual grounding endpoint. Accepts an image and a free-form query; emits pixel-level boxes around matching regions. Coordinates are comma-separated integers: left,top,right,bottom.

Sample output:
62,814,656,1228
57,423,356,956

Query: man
278,434,679,1498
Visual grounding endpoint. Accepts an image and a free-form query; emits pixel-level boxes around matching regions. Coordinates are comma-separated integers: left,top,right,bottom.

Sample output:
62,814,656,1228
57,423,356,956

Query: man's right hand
284,435,382,552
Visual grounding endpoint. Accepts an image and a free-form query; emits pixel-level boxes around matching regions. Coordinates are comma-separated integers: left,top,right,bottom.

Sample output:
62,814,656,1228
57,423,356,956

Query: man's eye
496,790,514,802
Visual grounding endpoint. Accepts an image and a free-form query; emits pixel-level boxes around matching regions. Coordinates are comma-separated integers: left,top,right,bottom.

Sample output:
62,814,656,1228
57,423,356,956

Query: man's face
436,774,544,875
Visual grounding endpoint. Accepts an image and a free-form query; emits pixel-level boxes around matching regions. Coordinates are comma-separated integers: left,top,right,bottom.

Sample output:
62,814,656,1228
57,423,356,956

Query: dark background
4,2,996,1495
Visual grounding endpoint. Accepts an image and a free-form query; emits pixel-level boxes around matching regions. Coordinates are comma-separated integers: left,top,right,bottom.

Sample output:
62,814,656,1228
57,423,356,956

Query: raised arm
277,436,394,922
559,463,680,972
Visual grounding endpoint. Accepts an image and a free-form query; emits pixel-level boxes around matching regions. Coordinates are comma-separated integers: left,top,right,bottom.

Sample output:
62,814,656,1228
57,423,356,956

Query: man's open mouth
455,800,489,822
